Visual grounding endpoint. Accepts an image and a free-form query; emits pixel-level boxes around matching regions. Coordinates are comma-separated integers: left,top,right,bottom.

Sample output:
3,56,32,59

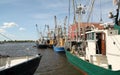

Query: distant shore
0,40,35,43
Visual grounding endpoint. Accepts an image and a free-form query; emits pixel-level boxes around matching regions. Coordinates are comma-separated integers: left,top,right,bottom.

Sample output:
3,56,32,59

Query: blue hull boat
53,45,65,52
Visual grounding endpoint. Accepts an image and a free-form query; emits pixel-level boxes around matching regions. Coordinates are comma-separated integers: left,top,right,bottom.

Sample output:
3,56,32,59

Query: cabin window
92,32,94,40
87,32,94,40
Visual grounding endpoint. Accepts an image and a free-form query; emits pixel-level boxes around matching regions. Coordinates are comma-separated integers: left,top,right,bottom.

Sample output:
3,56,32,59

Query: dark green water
0,42,81,75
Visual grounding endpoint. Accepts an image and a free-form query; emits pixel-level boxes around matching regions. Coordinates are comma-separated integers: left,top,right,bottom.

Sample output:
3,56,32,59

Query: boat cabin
86,30,106,55
85,29,120,70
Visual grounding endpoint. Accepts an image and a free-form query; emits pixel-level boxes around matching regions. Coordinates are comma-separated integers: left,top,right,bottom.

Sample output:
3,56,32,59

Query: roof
70,22,104,30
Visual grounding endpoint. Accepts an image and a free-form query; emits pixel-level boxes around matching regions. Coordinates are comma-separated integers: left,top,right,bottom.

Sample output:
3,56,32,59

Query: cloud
19,27,26,31
1,22,18,28
0,29,6,33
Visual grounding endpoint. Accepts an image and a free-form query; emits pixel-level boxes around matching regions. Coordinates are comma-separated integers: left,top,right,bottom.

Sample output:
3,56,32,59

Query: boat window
92,32,94,40
87,32,94,40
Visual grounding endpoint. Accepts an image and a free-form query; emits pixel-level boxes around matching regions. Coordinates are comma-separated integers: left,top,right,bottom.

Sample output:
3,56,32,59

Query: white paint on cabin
105,30,120,70
86,40,96,59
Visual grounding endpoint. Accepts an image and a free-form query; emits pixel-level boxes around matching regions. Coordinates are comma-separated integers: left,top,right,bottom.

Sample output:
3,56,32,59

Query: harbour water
0,42,81,75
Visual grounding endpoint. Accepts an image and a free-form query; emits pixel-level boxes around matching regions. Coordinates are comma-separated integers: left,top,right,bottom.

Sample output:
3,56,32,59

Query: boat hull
65,49,120,75
47,44,53,49
0,54,42,75
37,44,48,49
53,45,65,52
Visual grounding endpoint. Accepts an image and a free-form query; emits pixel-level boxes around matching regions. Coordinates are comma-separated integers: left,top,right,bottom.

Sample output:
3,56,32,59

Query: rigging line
36,24,39,36
84,0,92,22
68,0,70,33
44,24,46,34
68,0,72,49
86,0,95,23
72,0,76,24
35,24,41,38
0,33,13,41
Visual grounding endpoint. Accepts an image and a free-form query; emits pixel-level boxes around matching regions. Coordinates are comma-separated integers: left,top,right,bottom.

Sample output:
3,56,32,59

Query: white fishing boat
0,54,42,75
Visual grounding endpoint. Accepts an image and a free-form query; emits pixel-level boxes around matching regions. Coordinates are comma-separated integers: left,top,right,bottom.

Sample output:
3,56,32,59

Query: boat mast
72,0,76,24
54,16,57,38
64,16,67,41
45,24,50,39
36,24,45,42
99,0,103,23
54,15,59,46
76,5,81,41
68,0,72,49
72,0,78,41
76,3,86,41
86,0,95,23
36,24,42,40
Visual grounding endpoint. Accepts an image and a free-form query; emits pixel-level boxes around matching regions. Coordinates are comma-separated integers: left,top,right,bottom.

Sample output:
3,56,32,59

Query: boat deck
0,55,37,70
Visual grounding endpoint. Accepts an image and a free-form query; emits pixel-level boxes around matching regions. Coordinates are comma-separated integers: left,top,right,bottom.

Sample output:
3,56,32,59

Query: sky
0,0,117,41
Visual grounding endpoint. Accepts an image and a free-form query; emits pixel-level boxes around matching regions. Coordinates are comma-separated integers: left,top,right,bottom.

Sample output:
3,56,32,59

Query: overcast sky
0,0,117,41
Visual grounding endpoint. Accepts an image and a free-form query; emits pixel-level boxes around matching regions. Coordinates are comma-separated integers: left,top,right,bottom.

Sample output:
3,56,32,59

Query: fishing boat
65,0,120,75
53,31,65,52
53,37,65,52
36,39,48,49
48,39,54,48
35,24,48,49
53,16,67,52
0,54,42,75
65,26,120,75
53,46,64,52
45,25,54,48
